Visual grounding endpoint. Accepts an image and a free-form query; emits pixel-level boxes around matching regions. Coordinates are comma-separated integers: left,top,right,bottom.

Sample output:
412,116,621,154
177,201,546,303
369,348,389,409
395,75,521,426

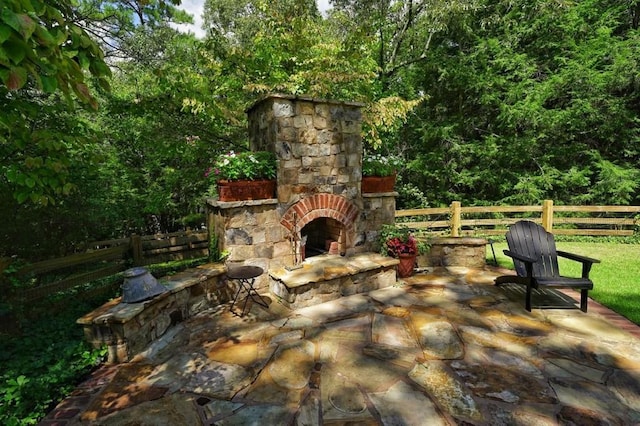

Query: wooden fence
5,200,640,302
396,200,640,237
4,230,209,302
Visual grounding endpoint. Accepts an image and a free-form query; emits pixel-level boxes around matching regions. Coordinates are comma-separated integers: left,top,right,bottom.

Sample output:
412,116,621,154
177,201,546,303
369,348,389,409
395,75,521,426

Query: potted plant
208,150,277,201
362,152,402,193
379,224,427,277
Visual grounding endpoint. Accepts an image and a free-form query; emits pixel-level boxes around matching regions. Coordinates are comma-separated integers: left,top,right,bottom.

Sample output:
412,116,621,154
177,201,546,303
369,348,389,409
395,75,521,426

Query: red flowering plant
379,224,427,257
386,234,418,256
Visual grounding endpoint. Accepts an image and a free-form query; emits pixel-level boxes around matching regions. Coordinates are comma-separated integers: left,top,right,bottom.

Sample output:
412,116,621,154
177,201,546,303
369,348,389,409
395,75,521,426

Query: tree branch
389,0,426,70
384,31,433,79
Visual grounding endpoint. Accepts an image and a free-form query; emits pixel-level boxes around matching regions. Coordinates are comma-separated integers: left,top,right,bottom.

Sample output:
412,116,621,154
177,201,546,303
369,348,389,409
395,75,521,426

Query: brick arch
280,194,359,233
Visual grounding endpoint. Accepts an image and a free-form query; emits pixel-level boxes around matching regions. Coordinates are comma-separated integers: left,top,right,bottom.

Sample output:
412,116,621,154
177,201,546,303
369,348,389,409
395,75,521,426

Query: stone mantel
206,197,278,209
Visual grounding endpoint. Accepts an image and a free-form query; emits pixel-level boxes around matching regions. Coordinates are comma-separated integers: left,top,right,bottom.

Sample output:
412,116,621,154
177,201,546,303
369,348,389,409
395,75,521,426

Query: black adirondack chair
495,220,600,312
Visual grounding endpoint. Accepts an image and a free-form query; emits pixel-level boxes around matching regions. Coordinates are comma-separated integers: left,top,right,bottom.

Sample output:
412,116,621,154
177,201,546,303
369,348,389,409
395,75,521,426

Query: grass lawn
488,241,640,325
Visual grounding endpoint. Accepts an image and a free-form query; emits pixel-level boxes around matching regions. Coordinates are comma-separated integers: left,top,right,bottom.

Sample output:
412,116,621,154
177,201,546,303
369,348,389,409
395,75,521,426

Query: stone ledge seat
269,252,399,310
77,263,227,363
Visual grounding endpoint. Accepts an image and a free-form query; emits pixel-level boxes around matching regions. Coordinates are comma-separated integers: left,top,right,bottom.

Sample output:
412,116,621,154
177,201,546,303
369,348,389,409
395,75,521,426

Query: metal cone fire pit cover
121,267,167,303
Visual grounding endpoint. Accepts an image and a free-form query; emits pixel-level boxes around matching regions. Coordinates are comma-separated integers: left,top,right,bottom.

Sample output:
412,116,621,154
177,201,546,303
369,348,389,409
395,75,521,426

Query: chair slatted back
505,221,561,278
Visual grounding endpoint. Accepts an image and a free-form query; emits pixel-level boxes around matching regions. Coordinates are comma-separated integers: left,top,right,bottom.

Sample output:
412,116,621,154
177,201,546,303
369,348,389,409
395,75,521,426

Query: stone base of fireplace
269,252,399,309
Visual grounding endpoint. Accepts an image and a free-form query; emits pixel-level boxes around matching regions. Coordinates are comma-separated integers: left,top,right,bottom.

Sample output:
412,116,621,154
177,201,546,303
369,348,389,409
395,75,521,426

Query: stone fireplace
206,94,398,303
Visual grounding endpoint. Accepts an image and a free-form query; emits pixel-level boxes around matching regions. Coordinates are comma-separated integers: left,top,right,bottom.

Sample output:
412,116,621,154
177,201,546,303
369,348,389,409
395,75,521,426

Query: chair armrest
557,250,600,279
503,250,535,279
557,251,600,265
503,250,537,264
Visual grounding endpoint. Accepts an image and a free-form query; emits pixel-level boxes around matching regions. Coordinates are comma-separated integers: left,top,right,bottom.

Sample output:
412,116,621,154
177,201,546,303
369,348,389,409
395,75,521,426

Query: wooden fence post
542,199,554,231
130,234,143,266
450,201,461,237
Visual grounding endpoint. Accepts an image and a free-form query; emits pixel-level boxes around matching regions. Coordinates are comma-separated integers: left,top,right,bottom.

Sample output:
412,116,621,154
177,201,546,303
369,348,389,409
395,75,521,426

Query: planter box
362,174,396,193
217,179,276,202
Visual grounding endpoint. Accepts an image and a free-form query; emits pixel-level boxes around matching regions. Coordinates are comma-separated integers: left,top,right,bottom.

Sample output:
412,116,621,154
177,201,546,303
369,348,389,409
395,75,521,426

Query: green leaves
403,0,640,206
0,0,111,102
1,66,26,89
2,36,27,64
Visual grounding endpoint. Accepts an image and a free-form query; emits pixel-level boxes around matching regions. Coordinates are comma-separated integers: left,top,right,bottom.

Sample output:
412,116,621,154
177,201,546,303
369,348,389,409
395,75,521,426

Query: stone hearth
269,252,399,309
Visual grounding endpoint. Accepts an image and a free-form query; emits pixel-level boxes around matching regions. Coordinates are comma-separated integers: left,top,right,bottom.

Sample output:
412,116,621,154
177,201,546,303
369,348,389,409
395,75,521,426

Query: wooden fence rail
5,201,640,302
4,230,209,302
396,200,640,237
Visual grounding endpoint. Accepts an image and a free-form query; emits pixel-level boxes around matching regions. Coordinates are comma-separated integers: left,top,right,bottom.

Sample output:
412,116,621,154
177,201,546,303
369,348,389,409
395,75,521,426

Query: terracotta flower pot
397,253,416,278
362,174,396,193
217,179,276,202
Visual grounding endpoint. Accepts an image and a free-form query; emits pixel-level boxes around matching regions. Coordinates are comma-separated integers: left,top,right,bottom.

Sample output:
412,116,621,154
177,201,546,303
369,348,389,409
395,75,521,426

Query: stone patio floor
40,266,640,425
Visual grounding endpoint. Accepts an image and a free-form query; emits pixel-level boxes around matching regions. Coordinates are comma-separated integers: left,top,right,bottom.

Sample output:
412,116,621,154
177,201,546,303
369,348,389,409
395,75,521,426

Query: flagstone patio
41,266,640,425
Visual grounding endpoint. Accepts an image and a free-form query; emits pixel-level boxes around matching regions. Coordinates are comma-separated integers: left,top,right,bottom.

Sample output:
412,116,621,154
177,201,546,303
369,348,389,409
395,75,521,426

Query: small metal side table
227,265,267,315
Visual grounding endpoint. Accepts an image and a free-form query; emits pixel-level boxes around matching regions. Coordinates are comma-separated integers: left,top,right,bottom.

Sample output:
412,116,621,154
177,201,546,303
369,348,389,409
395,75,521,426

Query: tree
1,0,113,207
74,0,193,61
403,0,640,205
330,0,479,94
94,30,231,234
0,1,211,256
197,0,380,147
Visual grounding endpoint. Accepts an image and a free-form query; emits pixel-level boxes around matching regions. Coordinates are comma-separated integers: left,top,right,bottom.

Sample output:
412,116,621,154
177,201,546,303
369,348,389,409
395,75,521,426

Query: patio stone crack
231,347,279,400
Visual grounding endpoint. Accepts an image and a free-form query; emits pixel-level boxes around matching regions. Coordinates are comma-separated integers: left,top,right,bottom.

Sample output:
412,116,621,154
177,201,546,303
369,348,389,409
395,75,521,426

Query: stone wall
208,199,287,292
357,193,397,253
77,264,228,363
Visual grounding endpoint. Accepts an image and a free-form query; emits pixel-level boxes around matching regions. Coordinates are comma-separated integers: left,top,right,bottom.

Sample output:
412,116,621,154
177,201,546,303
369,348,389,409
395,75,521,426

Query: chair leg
525,284,532,311
580,289,588,312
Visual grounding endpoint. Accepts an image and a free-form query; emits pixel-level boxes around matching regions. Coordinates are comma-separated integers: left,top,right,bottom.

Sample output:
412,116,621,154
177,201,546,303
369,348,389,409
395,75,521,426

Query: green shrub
0,301,107,425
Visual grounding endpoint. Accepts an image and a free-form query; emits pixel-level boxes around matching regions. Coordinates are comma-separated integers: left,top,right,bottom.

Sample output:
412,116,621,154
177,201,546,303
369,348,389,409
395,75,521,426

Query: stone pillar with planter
417,237,488,268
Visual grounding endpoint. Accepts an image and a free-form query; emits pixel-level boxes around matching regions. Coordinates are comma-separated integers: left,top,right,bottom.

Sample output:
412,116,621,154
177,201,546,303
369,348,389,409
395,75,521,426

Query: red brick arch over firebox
280,194,359,234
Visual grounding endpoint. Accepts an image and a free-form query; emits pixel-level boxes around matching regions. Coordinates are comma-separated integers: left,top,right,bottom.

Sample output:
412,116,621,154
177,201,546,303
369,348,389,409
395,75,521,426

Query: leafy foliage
0,0,111,103
403,0,640,206
210,151,276,181
75,0,193,61
4,0,640,255
0,299,107,425
378,224,428,257
0,0,113,207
